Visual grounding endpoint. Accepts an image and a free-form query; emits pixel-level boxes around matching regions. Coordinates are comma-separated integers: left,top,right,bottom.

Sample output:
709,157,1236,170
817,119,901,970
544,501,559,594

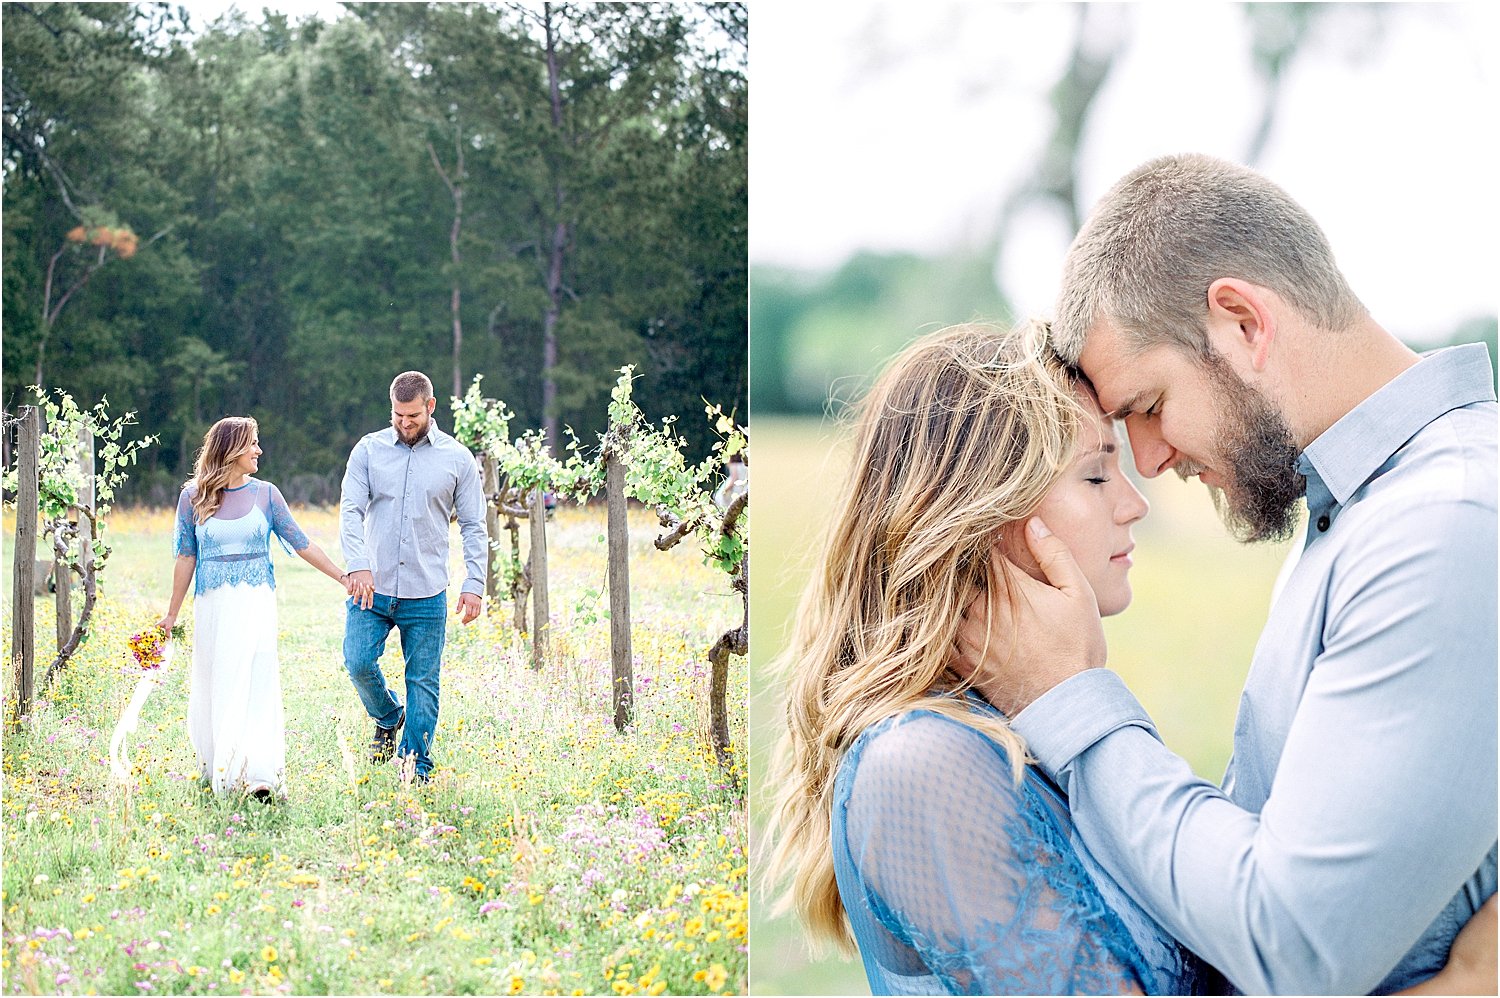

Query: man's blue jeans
342,592,447,777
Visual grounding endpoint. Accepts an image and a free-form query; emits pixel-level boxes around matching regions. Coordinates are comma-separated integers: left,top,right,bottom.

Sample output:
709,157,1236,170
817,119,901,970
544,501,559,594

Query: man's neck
1286,318,1421,448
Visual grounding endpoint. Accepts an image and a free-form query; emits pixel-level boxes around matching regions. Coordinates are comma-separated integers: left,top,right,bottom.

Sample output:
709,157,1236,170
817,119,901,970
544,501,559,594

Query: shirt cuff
461,579,485,598
345,558,371,574
1011,669,1158,792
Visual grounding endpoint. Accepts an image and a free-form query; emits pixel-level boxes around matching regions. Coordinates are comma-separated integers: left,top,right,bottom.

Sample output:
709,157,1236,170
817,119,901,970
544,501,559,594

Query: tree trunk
542,225,563,451
541,2,567,452
606,448,633,731
428,125,466,400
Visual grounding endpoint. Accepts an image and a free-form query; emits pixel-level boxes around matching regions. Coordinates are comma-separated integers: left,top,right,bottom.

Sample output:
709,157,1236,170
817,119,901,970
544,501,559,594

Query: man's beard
395,419,432,446
1188,353,1306,544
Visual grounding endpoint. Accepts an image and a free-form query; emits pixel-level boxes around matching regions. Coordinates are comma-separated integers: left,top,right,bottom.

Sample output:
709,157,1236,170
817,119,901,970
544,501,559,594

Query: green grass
748,416,1294,996
2,503,748,996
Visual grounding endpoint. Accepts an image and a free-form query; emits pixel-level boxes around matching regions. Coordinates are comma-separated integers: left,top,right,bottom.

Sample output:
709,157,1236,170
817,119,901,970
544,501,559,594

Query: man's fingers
1023,517,1092,601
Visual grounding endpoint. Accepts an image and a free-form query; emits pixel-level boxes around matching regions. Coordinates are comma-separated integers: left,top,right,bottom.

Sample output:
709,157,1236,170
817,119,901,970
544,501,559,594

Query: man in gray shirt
340,370,487,783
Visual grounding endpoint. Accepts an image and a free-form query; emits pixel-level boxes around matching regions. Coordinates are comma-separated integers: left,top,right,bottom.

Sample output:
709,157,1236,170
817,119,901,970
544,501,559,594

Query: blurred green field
748,416,1295,996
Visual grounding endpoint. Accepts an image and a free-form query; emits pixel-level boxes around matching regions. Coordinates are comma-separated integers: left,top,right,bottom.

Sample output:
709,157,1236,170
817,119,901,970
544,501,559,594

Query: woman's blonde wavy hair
763,320,1088,951
189,416,258,524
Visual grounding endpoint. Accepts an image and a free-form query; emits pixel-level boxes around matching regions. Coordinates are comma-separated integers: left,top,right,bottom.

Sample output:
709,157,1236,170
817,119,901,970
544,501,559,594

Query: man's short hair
1052,153,1367,364
390,371,434,404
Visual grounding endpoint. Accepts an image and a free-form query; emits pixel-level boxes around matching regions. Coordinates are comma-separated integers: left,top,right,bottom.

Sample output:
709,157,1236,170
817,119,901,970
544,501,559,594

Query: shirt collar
1298,343,1496,506
384,419,446,449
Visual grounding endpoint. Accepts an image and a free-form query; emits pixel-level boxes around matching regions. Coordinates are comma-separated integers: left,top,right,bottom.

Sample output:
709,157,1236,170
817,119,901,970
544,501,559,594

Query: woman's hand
156,612,177,632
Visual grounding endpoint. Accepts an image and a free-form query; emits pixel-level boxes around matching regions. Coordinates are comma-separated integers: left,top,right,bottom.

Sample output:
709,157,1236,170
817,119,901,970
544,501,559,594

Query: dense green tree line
3,1,746,504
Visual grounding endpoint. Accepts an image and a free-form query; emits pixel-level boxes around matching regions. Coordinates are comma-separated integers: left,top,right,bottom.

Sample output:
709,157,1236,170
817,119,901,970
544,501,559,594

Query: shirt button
1316,514,1331,532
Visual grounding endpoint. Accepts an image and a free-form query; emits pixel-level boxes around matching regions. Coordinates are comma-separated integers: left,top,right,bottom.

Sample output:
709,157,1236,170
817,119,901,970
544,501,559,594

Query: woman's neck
226,473,250,489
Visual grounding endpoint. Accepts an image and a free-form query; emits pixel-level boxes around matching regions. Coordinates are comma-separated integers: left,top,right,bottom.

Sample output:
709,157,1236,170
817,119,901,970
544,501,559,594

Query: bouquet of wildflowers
112,622,187,783
127,623,184,670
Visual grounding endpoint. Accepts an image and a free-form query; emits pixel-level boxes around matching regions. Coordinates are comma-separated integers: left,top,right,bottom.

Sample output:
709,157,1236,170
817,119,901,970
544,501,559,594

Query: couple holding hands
768,154,1498,994
159,371,487,797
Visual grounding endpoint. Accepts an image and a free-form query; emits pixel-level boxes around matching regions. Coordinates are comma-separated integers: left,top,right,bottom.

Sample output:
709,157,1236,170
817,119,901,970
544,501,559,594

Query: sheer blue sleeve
173,487,198,558
834,711,1147,996
266,482,309,553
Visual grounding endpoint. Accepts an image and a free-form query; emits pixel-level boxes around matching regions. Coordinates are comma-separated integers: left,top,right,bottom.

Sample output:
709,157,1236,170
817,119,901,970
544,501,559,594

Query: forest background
3,1,747,503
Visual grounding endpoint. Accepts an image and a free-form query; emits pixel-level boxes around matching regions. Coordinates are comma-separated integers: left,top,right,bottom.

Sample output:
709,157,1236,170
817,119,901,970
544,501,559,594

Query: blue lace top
832,693,1208,996
173,479,309,595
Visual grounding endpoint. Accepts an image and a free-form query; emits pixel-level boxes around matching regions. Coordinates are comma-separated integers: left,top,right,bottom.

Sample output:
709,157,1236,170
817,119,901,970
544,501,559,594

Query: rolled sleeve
339,438,372,573
453,451,488,597
1011,669,1159,793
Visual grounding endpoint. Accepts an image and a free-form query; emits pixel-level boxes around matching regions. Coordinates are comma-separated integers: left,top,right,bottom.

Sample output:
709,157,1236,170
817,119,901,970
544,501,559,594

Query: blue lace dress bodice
832,694,1208,996
174,479,309,595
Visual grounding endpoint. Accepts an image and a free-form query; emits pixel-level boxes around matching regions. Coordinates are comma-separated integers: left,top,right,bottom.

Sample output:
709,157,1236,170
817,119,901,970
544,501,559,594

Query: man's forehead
1077,324,1144,406
1083,322,1190,409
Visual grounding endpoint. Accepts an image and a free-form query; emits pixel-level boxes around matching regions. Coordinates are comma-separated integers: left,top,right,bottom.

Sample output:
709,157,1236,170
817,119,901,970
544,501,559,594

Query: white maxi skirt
187,582,286,795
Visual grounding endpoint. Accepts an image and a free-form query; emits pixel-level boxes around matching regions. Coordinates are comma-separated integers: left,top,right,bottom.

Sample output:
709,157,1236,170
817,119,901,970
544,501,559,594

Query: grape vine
4,388,157,686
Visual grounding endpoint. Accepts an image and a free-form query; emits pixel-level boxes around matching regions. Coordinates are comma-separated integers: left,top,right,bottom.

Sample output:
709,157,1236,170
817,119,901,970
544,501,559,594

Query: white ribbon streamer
109,640,176,784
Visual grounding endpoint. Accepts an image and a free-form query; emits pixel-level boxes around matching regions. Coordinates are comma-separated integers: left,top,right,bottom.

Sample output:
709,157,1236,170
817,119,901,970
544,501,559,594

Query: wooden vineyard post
54,425,92,651
481,453,501,604
506,508,529,633
528,486,550,670
79,426,95,616
605,448,633,731
54,522,71,651
10,407,40,724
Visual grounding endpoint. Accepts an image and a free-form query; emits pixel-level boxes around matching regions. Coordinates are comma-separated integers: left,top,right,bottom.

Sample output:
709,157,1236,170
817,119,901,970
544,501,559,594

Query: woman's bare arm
1394,895,1496,996
157,555,196,630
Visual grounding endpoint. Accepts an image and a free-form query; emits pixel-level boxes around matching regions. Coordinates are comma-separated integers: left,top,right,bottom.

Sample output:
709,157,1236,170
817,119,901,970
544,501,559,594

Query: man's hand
954,517,1106,716
457,592,482,625
345,570,375,610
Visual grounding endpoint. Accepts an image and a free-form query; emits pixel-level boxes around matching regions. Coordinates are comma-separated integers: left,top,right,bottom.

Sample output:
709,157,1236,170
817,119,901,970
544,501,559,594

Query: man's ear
426,396,438,415
1206,277,1276,373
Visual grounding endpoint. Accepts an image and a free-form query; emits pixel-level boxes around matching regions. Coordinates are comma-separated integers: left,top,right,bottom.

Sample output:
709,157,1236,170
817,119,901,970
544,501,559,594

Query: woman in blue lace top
159,417,347,799
764,323,1489,995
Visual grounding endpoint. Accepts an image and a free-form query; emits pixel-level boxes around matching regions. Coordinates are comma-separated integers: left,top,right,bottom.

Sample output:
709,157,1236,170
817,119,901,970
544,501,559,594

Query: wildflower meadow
2,504,748,996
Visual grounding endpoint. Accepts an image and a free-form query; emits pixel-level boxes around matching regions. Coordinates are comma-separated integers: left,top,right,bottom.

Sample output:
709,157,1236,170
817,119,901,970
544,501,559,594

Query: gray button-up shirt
1013,344,1498,995
339,420,488,600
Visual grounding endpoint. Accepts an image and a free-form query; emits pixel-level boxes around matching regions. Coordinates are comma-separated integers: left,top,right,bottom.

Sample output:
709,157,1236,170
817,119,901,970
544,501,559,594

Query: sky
749,2,1499,343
